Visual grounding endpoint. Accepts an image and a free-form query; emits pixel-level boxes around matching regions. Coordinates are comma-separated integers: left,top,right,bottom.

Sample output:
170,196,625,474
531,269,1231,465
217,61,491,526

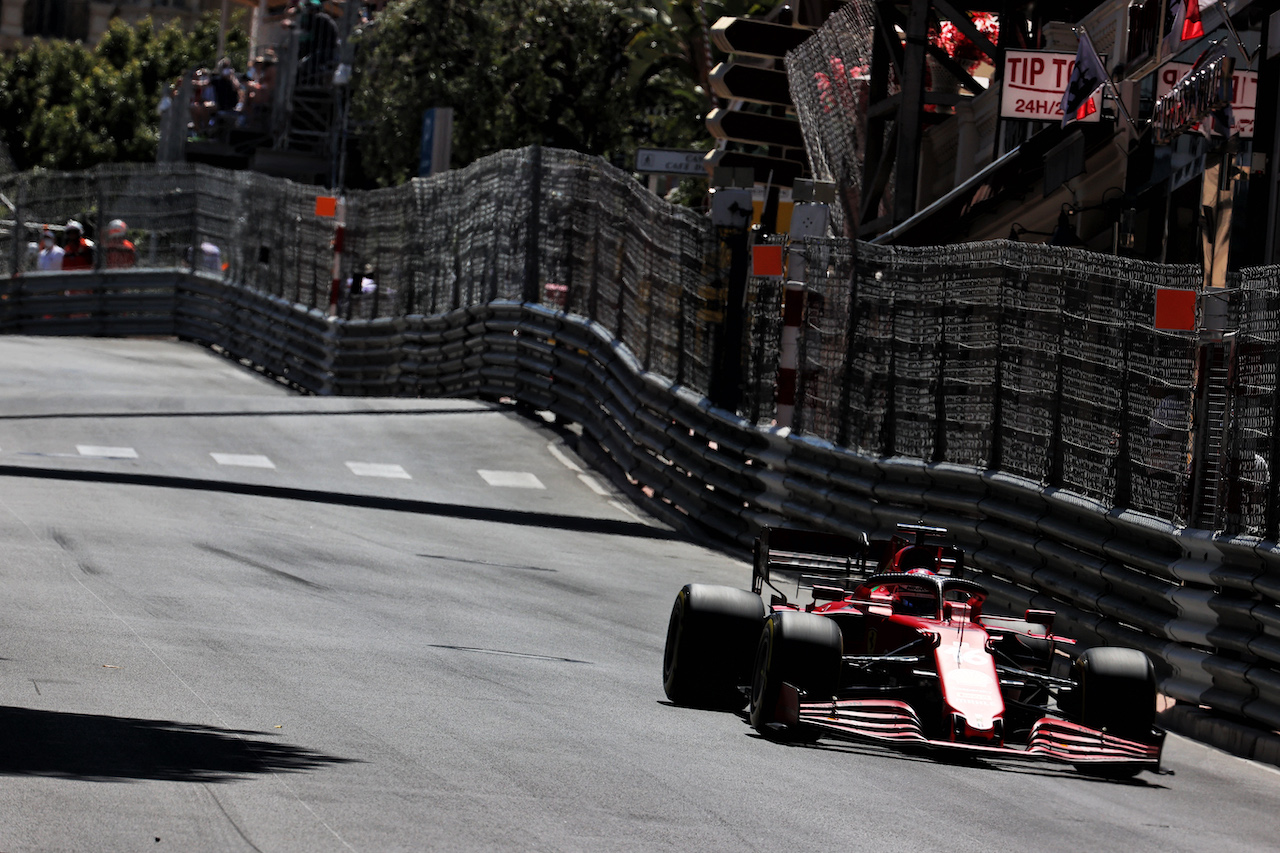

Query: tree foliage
350,0,714,187
0,13,248,172
621,0,769,111
1,2,768,191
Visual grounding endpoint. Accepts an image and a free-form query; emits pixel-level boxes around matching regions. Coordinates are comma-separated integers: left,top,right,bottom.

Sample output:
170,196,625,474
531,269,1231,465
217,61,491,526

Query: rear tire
749,611,843,736
1072,646,1158,778
662,584,766,710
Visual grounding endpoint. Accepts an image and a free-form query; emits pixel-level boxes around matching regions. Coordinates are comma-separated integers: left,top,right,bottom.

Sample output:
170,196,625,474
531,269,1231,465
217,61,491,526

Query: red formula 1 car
663,525,1164,777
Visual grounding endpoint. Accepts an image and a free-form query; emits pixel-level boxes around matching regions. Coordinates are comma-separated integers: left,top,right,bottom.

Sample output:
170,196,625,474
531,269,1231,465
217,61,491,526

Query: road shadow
0,465,676,542
0,706,355,783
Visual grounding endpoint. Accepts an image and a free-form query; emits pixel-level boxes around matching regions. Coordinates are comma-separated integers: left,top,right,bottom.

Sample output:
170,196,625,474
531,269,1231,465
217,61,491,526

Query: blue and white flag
1061,30,1107,127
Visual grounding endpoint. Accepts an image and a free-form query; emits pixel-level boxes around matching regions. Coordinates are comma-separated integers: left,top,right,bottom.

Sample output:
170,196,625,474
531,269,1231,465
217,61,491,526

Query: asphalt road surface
1,335,1278,852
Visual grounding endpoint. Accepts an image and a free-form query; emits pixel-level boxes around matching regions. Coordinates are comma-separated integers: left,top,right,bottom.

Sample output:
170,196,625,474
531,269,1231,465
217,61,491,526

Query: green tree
350,0,714,187
0,12,248,172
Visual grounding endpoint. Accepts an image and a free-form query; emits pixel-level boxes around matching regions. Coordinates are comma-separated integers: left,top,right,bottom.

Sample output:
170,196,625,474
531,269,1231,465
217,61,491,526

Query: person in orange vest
104,219,137,268
61,220,95,271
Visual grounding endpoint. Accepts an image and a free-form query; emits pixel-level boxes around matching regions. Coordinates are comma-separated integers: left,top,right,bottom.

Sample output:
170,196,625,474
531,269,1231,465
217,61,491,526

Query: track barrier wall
4,149,1280,735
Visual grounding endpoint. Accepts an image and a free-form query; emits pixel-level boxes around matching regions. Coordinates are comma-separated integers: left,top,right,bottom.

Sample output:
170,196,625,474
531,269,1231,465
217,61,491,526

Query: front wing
784,690,1163,768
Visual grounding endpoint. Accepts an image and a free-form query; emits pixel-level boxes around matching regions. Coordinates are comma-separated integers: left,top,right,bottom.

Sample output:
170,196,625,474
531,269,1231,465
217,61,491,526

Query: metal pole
522,144,543,304
9,181,22,278
328,197,345,317
94,178,105,274
217,0,229,60
1266,286,1280,539
251,0,267,59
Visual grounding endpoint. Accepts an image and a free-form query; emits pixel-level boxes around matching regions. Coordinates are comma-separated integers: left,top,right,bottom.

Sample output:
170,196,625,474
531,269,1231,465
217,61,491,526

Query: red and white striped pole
776,278,805,427
776,189,831,427
328,197,346,317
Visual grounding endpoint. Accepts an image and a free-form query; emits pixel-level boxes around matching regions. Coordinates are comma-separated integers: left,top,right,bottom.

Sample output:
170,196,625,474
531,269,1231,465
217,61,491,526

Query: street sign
705,14,813,201
1000,50,1102,123
710,17,812,58
706,149,804,186
707,108,805,150
709,63,792,105
634,148,708,176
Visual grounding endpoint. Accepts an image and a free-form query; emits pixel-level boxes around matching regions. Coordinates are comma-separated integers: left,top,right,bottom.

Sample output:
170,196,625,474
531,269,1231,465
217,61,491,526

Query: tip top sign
1000,50,1102,123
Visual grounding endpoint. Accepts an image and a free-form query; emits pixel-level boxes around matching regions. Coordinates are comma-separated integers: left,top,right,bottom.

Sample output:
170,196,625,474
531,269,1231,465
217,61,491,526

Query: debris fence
3,149,1280,539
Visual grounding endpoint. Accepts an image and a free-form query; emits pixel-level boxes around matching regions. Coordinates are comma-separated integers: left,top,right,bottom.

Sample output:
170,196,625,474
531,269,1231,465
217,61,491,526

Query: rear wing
752,527,879,599
752,525,966,602
884,524,966,577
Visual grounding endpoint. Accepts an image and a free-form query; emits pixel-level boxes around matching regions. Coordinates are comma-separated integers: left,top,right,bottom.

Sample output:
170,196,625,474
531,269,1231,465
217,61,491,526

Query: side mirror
1025,609,1055,631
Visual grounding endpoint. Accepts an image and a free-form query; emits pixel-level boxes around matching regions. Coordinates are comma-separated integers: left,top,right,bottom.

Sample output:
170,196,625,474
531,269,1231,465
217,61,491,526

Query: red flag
1182,0,1206,40
1168,0,1219,46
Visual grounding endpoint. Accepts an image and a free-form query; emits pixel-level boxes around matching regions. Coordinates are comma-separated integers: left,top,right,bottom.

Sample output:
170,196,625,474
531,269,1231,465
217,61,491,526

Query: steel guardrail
4,269,1280,733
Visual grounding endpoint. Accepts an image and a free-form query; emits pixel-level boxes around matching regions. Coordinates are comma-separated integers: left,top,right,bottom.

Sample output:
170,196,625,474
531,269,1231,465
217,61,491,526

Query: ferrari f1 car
663,525,1164,777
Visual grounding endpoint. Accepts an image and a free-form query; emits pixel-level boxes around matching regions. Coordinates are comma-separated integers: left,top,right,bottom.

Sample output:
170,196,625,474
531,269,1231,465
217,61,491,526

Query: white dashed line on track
346,462,412,479
210,453,276,469
478,470,546,489
546,442,584,473
76,445,138,459
610,500,646,524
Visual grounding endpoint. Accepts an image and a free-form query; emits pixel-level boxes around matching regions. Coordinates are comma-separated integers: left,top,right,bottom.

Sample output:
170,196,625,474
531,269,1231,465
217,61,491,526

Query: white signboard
1000,49,1103,123
635,149,707,176
1155,62,1257,139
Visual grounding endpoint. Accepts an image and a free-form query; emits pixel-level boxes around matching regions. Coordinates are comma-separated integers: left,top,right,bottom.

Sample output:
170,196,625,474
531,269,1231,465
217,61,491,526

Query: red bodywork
760,533,1163,770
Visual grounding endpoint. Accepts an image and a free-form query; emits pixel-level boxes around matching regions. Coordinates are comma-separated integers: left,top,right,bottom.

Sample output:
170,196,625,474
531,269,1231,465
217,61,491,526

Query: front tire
749,611,843,735
663,584,766,710
1071,646,1158,778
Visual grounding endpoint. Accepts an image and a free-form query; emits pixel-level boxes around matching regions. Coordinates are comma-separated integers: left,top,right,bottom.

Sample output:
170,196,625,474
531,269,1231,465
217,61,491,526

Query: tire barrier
4,269,1278,734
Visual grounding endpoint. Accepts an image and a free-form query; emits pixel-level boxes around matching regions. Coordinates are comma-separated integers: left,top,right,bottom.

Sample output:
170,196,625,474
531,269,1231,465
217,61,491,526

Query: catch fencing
775,239,1207,527
1,148,719,391
4,149,1280,734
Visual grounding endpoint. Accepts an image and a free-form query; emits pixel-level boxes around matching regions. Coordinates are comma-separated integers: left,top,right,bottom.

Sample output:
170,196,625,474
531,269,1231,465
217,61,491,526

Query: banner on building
1155,61,1256,138
1000,50,1103,123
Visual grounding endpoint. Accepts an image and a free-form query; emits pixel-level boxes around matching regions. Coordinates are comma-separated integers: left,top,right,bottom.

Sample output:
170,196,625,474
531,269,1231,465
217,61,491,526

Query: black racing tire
749,611,843,736
663,584,767,710
1072,646,1158,778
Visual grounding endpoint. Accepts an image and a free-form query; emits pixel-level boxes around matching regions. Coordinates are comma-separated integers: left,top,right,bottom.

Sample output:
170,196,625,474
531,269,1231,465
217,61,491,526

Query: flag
1168,0,1221,47
1183,0,1207,40
1061,31,1107,127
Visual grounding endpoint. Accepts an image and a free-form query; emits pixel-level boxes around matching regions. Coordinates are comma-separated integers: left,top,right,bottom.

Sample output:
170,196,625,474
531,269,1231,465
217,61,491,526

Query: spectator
293,0,338,85
37,227,64,270
104,219,137,268
211,57,243,113
244,51,277,129
61,220,95,271
190,67,216,135
187,241,222,274
348,263,376,296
